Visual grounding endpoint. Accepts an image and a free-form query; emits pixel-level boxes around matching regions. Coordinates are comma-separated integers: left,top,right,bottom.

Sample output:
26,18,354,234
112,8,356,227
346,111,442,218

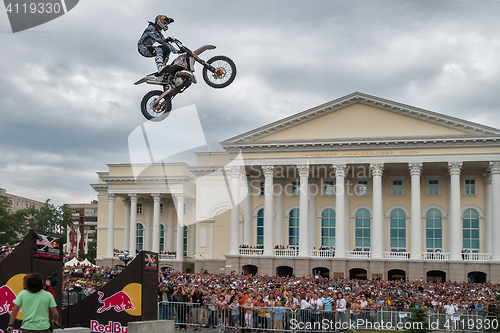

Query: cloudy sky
1,0,500,205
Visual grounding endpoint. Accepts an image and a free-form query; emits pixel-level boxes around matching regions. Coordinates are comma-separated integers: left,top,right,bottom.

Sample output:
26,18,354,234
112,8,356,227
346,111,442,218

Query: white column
345,177,351,252
308,178,317,250
189,200,196,257
175,194,185,260
483,173,493,256
448,162,462,261
409,163,423,260
145,201,152,251
106,193,116,258
370,163,384,259
152,194,162,253
167,200,174,252
262,166,275,256
243,176,253,246
334,164,346,258
226,166,241,255
129,194,138,256
123,199,130,253
298,165,310,257
490,162,500,261
275,178,284,246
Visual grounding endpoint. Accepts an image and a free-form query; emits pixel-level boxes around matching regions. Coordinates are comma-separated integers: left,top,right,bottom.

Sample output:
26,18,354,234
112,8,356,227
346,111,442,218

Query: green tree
405,302,431,333
84,235,97,264
0,200,19,244
19,200,74,234
59,204,74,245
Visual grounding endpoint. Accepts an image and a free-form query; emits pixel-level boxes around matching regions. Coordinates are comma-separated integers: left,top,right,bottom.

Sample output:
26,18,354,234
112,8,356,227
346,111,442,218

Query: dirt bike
134,37,237,121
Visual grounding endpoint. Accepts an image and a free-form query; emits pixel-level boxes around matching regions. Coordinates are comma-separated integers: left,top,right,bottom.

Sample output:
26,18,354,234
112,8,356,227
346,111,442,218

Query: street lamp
118,252,134,266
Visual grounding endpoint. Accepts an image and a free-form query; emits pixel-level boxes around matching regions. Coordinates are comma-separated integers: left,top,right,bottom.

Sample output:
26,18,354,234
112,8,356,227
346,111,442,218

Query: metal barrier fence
62,292,85,307
158,302,499,332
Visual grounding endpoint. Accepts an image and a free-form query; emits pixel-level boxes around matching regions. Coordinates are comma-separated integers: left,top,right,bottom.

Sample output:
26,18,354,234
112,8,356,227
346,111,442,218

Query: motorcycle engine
174,77,184,87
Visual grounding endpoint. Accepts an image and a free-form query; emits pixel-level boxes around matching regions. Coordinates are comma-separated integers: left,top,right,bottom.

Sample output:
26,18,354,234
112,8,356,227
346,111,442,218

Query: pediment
223,92,500,144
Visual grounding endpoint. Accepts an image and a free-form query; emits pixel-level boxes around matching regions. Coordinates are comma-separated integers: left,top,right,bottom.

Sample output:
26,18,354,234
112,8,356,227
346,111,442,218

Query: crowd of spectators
160,251,177,256
273,245,295,250
0,243,17,259
62,263,123,296
239,245,264,250
157,271,500,329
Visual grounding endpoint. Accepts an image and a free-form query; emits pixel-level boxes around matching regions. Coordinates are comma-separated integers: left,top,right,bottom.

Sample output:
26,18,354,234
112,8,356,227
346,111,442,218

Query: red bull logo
0,285,16,316
35,240,59,248
97,291,135,313
90,320,128,333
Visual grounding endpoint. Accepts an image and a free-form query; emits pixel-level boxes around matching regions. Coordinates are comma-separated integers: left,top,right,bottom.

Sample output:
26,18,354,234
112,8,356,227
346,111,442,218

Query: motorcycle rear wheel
140,90,172,122
202,55,237,89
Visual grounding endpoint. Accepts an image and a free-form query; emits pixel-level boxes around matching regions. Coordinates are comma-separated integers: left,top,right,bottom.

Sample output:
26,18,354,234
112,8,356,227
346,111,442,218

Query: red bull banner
0,230,63,332
62,251,158,331
144,252,158,271
33,231,63,260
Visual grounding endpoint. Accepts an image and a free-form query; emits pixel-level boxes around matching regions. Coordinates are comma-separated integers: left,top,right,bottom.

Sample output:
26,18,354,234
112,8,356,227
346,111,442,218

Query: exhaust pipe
176,70,197,84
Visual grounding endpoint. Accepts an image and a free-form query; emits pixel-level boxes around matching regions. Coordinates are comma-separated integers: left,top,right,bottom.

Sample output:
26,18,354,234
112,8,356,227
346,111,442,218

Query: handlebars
169,37,192,55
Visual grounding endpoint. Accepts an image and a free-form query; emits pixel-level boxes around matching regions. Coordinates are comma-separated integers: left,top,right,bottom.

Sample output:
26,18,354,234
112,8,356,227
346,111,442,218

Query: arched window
355,209,370,251
136,223,144,250
321,209,335,248
426,209,442,251
183,226,188,256
390,209,406,252
160,224,165,252
463,209,479,253
256,209,264,246
288,208,300,248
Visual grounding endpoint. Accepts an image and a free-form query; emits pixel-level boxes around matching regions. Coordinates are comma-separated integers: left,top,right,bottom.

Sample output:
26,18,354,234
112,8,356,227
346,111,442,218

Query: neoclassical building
92,92,500,282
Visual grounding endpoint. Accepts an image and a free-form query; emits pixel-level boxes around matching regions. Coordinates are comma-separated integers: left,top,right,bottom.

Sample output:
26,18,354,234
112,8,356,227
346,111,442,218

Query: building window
356,181,368,197
160,204,164,214
17,202,19,207
136,223,144,250
183,226,188,256
321,209,335,248
355,209,370,251
25,203,28,208
256,209,264,246
288,208,300,248
464,179,476,196
323,181,334,196
463,208,479,253
291,182,300,196
160,224,165,252
428,180,439,196
137,203,143,215
426,209,442,252
8,200,12,204
260,182,265,196
390,209,406,252
392,180,403,196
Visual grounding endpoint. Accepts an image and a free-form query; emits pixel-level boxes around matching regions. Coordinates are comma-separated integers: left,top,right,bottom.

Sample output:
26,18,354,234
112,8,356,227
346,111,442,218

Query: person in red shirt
238,291,249,331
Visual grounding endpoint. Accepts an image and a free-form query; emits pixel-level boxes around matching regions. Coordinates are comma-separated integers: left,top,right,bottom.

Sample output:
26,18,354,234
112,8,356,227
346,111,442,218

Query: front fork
158,85,174,101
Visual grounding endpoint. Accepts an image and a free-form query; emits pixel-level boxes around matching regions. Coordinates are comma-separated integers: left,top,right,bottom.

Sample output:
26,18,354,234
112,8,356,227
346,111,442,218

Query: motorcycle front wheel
202,55,237,89
140,90,172,122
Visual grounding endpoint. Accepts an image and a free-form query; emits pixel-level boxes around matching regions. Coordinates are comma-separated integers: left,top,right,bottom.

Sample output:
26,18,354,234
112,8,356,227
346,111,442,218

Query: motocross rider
138,15,178,73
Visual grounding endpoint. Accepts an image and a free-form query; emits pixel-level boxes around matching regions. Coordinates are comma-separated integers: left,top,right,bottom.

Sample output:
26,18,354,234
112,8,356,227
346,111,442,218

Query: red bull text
90,320,128,333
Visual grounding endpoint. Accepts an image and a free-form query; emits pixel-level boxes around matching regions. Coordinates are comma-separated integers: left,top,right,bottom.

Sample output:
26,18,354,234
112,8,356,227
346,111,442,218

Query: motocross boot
155,55,169,74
